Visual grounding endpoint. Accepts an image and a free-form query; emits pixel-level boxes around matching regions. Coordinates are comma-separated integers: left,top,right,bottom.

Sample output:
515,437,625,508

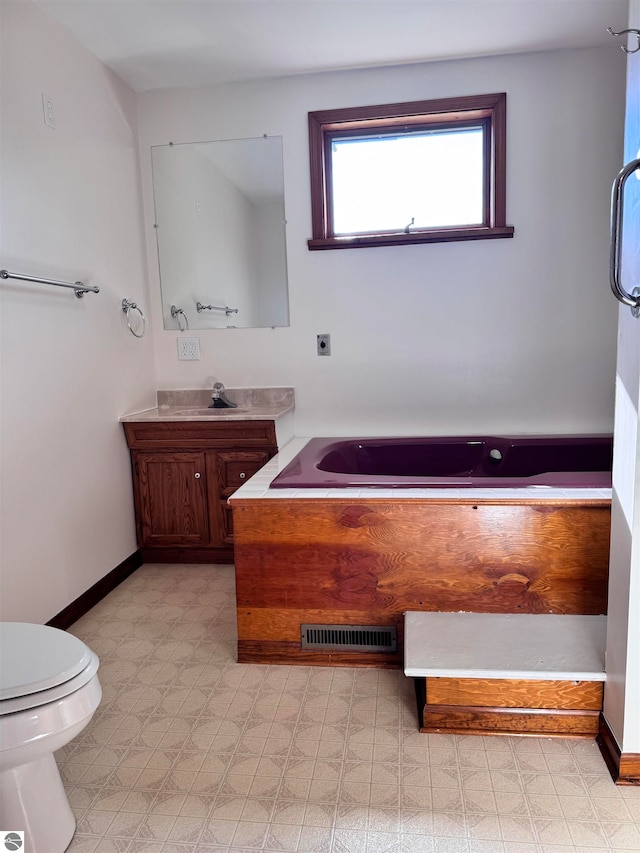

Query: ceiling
34,0,630,93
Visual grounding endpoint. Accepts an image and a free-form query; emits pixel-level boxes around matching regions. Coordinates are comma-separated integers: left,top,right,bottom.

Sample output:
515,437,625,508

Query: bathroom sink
170,407,249,417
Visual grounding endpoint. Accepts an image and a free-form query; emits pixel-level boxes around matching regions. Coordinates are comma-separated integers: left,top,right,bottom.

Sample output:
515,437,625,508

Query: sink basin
169,407,249,417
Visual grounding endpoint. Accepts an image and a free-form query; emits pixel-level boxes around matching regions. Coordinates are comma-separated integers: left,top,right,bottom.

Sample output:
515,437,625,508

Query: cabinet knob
239,472,246,479
194,472,201,479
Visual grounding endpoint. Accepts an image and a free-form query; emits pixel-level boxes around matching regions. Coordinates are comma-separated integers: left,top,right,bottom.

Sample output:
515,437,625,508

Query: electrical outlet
317,334,331,356
41,92,56,128
177,337,200,360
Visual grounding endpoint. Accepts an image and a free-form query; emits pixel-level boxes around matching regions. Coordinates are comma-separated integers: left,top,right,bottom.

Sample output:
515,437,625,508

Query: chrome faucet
209,382,237,409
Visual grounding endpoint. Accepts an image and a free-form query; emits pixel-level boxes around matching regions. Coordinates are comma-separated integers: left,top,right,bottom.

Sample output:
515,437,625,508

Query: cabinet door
133,451,210,547
216,451,272,543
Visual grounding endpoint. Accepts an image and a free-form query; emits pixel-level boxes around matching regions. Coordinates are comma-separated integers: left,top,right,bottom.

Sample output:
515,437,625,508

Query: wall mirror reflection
152,135,289,330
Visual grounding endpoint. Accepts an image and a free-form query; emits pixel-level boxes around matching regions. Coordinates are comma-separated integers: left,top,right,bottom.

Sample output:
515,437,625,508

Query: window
308,93,514,250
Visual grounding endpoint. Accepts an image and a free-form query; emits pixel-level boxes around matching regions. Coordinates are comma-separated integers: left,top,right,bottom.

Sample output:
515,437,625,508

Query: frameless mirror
151,136,289,330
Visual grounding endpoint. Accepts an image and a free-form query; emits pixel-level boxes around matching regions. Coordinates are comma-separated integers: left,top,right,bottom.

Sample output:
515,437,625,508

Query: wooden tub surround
232,497,610,668
230,438,611,740
404,612,606,738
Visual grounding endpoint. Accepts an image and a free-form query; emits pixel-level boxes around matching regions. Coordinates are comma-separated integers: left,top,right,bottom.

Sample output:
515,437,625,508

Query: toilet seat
0,623,99,714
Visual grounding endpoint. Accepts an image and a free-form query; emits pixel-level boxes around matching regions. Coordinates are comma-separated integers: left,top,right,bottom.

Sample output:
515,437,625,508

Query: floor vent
301,624,397,653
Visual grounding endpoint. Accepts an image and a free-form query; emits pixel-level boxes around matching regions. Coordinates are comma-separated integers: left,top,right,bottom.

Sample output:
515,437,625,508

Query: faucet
209,382,237,409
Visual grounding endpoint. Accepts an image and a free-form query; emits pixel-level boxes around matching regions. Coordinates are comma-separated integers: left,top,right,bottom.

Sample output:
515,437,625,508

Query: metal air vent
301,624,397,653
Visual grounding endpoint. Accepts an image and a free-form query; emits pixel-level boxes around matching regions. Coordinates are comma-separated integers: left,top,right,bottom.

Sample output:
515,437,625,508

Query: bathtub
269,434,613,489
233,434,612,670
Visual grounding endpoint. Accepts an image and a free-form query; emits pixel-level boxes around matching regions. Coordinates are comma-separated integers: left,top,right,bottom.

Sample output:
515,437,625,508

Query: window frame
307,92,514,250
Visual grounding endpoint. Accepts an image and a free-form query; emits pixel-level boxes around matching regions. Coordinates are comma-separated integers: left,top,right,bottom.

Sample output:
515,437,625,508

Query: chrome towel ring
170,304,189,330
122,298,147,337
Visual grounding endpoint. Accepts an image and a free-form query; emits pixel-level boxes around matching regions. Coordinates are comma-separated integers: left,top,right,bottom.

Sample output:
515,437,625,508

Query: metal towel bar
196,301,238,316
0,269,99,298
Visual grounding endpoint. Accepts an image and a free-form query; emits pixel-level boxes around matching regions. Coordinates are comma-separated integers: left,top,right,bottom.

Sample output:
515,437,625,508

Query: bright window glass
331,127,484,235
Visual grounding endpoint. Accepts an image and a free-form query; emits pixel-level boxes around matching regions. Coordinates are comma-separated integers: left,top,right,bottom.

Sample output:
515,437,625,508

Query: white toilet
0,622,102,853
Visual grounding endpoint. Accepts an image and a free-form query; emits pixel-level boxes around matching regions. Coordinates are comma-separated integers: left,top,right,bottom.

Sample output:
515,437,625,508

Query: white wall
0,1,156,623
138,47,625,437
604,0,640,755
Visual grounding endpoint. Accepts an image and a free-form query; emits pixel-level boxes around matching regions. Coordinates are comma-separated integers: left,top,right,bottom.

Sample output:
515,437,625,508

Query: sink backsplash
157,387,295,409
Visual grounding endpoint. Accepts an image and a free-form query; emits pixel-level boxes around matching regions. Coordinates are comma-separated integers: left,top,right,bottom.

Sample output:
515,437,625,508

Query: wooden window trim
308,92,514,250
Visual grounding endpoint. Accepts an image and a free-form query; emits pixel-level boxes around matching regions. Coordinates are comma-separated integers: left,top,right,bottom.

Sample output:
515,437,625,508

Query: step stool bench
404,612,607,738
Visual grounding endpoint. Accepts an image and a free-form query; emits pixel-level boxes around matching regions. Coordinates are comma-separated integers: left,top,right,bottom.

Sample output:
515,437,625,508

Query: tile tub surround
58,563,640,853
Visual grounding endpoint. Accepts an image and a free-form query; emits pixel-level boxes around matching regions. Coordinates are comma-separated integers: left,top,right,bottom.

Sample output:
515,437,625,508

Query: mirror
151,136,289,330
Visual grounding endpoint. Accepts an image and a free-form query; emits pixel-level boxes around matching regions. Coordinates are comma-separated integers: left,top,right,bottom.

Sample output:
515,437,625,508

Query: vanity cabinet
123,420,277,562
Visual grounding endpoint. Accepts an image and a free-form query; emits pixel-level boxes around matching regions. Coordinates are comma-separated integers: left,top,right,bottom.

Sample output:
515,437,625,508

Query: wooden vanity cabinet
123,420,277,562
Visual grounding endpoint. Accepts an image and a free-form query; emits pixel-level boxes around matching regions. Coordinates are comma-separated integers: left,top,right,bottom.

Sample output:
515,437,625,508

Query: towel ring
122,298,147,338
170,304,189,330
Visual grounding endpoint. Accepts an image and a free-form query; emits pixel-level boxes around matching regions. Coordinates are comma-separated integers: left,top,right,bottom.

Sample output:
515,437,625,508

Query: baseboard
47,550,143,630
597,713,640,785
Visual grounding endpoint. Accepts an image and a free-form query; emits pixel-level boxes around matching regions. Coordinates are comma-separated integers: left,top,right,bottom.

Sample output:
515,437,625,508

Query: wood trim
426,677,603,710
420,704,600,737
308,92,509,133
123,420,277,450
47,550,142,630
597,714,640,785
140,545,234,563
308,92,513,249
308,226,514,250
238,638,401,668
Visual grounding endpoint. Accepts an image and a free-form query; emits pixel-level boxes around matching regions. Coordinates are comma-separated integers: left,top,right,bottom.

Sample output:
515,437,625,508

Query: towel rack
170,305,189,330
122,299,147,337
0,269,100,298
196,301,238,316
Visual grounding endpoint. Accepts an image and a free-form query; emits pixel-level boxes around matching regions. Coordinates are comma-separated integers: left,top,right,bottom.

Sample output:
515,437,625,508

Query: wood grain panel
426,677,603,710
217,451,271,497
236,607,404,643
233,501,610,617
134,451,210,546
421,705,600,737
124,420,277,449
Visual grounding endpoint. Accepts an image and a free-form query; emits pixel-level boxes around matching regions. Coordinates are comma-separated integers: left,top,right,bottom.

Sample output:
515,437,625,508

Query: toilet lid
0,622,94,700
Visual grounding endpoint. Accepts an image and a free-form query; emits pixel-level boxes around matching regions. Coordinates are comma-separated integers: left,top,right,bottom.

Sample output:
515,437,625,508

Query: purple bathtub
269,435,613,489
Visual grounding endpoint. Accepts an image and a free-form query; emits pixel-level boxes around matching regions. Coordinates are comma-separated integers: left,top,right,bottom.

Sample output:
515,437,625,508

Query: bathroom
1,0,640,846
